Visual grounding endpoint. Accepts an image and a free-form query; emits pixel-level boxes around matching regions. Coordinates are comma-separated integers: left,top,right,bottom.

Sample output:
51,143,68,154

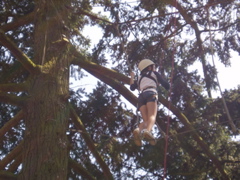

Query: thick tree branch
70,47,129,85
69,159,96,180
0,110,23,140
86,68,137,106
0,82,28,92
0,141,23,170
1,11,35,32
0,30,37,74
0,171,17,180
72,60,136,106
7,153,22,173
70,106,114,180
70,47,137,106
0,93,26,107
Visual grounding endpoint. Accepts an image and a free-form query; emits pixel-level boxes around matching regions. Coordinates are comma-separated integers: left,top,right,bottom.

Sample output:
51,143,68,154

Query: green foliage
0,0,240,179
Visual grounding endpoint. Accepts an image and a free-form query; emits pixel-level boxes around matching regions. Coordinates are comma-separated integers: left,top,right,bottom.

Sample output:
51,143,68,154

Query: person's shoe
142,129,156,145
133,128,142,146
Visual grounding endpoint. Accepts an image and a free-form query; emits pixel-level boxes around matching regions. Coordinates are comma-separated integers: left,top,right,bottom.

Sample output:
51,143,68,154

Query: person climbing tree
130,59,170,146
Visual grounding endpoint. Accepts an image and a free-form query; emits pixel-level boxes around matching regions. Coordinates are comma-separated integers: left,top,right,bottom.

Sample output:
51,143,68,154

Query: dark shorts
137,91,158,109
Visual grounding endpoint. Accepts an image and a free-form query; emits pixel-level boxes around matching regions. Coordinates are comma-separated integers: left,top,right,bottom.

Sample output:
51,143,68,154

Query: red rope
163,0,178,179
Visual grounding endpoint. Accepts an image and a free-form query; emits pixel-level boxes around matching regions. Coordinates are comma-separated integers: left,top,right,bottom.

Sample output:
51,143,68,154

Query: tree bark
18,0,71,179
0,171,17,180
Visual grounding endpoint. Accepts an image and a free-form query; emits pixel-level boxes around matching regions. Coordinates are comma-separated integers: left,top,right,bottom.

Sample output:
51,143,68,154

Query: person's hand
130,71,135,78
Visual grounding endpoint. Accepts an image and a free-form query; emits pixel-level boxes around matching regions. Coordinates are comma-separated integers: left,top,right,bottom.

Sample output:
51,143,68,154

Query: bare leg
133,105,148,146
146,101,157,131
139,105,148,131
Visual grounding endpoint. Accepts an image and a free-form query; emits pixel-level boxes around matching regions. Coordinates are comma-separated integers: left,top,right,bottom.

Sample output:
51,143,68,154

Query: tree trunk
18,0,70,179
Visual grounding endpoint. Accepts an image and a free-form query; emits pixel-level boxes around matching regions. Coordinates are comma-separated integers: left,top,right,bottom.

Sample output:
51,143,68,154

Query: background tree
0,0,239,179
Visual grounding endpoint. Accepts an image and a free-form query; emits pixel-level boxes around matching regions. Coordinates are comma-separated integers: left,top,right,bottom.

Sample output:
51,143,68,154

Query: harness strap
142,86,156,91
138,71,158,89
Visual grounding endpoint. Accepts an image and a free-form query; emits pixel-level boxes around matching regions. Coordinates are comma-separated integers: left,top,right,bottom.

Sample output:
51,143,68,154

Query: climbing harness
137,71,159,90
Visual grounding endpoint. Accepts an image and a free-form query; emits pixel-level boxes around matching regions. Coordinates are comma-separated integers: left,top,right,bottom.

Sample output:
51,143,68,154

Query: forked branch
0,30,37,74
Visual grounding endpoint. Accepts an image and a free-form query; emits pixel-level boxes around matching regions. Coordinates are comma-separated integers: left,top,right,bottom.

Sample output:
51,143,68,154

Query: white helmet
138,59,155,72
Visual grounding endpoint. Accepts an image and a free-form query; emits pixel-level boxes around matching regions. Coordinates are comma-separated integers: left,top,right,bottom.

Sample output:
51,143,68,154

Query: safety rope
163,0,178,178
206,7,238,134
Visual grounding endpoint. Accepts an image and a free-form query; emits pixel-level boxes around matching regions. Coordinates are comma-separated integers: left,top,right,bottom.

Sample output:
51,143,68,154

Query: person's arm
155,72,170,90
